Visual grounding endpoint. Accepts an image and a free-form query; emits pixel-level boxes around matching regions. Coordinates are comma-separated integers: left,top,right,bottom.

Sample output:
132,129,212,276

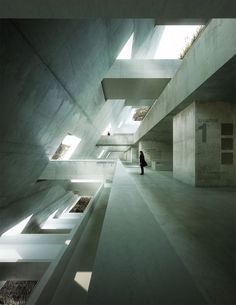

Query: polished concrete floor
44,163,235,305
125,164,236,305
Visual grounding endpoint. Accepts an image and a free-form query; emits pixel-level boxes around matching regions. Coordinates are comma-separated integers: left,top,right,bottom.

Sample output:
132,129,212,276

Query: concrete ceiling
139,51,236,145
102,78,171,100
0,0,235,18
135,19,236,144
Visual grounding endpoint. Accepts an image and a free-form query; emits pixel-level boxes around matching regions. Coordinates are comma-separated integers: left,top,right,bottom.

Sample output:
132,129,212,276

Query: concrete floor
125,164,236,305
39,164,235,305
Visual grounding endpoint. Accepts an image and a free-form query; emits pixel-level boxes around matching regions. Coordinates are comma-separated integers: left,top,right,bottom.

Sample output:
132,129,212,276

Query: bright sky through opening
126,108,141,126
117,33,134,59
2,215,33,236
62,134,81,160
98,150,105,159
155,25,202,59
102,123,111,135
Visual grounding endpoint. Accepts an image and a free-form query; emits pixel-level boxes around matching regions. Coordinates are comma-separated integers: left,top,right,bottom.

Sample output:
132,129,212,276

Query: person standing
139,151,147,175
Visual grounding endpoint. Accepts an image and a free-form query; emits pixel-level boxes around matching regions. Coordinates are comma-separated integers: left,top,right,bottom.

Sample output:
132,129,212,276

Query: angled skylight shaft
154,25,202,59
62,135,81,160
102,123,111,136
117,33,134,59
98,150,105,159
2,215,33,236
126,108,141,126
118,120,123,128
51,134,81,160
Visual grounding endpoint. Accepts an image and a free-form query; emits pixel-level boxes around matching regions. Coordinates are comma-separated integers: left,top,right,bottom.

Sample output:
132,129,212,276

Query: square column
173,101,236,186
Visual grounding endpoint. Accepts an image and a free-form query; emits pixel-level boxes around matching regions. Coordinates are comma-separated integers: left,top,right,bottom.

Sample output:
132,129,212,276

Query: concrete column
173,101,236,186
131,147,139,164
126,148,132,162
139,140,173,170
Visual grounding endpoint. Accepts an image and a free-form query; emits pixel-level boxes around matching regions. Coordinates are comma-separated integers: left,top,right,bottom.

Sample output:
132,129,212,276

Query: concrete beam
96,135,134,146
105,60,181,79
39,160,116,181
0,0,235,18
0,262,49,280
125,99,155,107
0,244,63,262
0,234,68,245
102,60,181,100
135,19,236,143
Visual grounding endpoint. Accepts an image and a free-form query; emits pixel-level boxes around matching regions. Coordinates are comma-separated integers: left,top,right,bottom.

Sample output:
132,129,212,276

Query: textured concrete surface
0,182,72,235
195,101,236,186
139,140,172,170
39,160,116,181
173,103,196,185
0,0,235,18
174,101,236,186
27,186,110,305
87,162,207,305
96,134,134,146
135,19,236,144
105,60,181,79
0,19,137,209
102,59,181,99
126,165,236,305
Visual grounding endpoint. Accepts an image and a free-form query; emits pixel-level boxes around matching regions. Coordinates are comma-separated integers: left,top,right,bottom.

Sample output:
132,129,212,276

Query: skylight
126,108,141,126
98,150,105,159
102,123,111,136
106,152,111,159
2,215,33,236
51,134,81,160
117,33,134,59
71,179,102,183
154,25,202,59
118,120,123,128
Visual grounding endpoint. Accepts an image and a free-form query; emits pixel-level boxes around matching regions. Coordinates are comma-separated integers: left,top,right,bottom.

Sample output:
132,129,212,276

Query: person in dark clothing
139,151,147,175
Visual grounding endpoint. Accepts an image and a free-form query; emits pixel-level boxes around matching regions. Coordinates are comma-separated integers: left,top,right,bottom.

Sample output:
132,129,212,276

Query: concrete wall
1,19,157,213
173,101,236,186
0,19,134,207
0,181,70,235
131,147,139,163
173,103,196,185
139,140,172,170
1,19,157,232
195,101,236,186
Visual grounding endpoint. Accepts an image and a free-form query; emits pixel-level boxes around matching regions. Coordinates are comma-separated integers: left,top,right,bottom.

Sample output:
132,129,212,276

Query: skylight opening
102,123,111,136
117,33,134,59
118,120,123,128
2,215,33,236
51,134,81,160
98,150,105,159
47,209,58,220
0,249,22,262
154,25,203,59
106,152,111,159
125,108,141,126
71,179,102,183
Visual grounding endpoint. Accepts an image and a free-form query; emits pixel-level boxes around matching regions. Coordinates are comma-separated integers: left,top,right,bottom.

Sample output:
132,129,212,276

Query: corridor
125,164,236,305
